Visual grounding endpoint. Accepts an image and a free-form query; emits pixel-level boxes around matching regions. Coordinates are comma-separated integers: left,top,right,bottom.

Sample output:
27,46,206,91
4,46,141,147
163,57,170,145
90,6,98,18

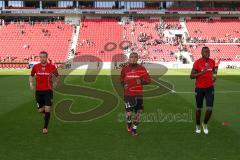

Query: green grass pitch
0,69,239,160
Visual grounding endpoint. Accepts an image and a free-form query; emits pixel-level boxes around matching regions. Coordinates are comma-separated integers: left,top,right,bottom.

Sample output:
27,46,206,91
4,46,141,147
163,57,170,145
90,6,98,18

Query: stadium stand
185,19,240,61
186,44,240,61
201,7,231,11
0,21,73,68
1,16,240,68
75,18,122,62
186,19,240,43
122,18,180,62
167,7,195,11
130,7,160,10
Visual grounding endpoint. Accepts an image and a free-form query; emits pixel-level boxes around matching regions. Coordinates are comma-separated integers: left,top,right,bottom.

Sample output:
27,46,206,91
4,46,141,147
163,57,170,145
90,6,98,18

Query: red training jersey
120,64,151,96
192,58,215,88
31,63,58,91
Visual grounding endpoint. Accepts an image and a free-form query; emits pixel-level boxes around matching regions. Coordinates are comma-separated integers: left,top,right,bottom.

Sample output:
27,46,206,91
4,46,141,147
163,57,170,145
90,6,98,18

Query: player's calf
204,106,213,124
195,107,202,134
202,106,213,134
132,110,142,136
38,108,45,117
126,112,132,132
43,106,51,132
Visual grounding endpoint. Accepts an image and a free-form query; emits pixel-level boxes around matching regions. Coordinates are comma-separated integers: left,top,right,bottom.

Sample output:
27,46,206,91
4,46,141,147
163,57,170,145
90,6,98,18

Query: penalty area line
173,90,240,94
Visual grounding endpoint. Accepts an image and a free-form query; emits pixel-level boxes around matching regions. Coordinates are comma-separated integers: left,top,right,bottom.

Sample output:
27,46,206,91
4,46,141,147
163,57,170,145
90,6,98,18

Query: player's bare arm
29,75,34,90
52,69,60,88
212,67,218,82
121,81,128,89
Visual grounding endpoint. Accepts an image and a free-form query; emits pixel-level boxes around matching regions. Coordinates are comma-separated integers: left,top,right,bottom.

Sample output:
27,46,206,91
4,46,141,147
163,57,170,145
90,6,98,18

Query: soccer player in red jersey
120,52,151,136
29,51,59,134
190,47,218,134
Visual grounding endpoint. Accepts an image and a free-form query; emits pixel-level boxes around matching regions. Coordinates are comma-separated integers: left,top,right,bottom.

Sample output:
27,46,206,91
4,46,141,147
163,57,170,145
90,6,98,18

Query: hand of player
30,83,34,90
53,82,58,88
213,78,217,83
213,74,217,83
136,79,141,85
124,84,128,89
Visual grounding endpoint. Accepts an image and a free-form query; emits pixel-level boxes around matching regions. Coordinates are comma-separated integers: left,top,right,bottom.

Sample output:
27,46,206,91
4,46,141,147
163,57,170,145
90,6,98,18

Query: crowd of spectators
121,19,183,62
187,18,240,43
1,18,240,68
0,20,69,68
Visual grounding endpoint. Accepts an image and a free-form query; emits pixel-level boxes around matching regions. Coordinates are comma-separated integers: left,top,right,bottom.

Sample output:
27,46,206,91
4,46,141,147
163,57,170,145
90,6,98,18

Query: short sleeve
192,61,198,70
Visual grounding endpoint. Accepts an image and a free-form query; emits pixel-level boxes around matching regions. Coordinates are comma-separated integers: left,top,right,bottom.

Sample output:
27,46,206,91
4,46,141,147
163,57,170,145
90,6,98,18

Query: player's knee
196,107,202,111
126,111,132,117
137,109,143,114
44,106,51,112
38,108,44,113
133,119,140,125
206,106,213,111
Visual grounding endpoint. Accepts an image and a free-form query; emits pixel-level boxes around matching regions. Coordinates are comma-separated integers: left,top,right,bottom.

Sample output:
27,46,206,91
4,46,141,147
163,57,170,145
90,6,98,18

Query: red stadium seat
0,22,73,68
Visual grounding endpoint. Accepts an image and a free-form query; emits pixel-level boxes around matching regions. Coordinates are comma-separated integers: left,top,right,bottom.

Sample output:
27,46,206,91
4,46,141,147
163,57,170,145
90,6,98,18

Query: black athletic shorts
124,96,143,113
195,86,214,109
35,90,53,108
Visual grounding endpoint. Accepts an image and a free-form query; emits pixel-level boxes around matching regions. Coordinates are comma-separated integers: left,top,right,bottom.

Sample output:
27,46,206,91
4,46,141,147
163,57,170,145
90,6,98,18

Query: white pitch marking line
175,90,240,94
151,78,176,93
151,79,240,94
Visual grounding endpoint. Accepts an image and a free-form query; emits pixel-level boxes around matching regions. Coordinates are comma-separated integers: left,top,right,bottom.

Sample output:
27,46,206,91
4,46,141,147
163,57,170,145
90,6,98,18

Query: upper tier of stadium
1,0,240,13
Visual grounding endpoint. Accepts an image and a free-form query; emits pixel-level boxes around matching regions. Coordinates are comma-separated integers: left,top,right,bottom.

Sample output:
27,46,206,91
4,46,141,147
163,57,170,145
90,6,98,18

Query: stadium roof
75,0,239,1
26,0,240,1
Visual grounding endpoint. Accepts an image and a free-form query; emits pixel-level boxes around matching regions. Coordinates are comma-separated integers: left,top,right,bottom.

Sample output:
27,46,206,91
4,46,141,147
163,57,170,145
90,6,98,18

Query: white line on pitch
151,78,176,93
173,90,240,94
151,78,240,94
